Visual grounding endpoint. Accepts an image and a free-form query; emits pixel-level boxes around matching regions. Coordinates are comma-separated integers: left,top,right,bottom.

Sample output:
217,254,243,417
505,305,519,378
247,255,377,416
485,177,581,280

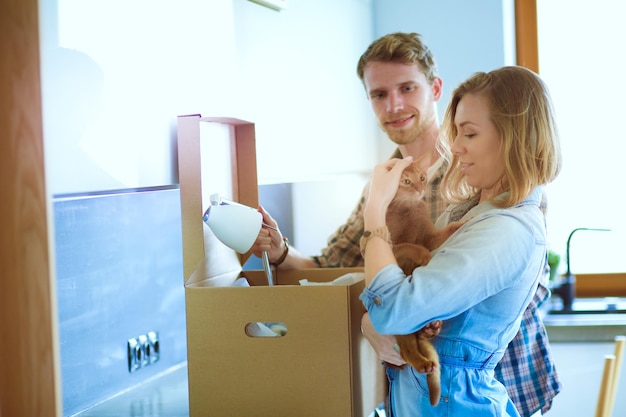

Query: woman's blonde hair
438,66,562,207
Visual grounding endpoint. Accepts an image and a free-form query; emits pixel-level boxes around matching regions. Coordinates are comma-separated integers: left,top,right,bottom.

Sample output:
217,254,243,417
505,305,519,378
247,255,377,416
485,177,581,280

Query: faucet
551,227,611,312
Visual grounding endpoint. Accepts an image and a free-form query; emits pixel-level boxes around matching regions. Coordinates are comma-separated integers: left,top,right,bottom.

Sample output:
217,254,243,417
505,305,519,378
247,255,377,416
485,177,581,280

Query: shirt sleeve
360,210,541,335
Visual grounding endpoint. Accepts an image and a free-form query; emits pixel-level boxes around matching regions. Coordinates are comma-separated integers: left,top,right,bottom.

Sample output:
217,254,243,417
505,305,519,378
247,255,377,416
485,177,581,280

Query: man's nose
386,92,404,113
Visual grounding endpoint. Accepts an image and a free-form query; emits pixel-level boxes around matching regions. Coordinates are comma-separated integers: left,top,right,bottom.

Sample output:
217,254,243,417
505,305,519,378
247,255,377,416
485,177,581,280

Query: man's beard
381,110,436,146
384,124,421,145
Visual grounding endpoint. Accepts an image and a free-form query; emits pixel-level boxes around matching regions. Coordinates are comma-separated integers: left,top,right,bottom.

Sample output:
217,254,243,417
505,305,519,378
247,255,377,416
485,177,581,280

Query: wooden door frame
0,0,61,416
515,0,539,72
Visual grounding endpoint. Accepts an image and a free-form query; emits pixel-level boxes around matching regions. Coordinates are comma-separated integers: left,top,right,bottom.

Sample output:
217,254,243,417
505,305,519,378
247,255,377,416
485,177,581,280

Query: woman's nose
450,136,463,154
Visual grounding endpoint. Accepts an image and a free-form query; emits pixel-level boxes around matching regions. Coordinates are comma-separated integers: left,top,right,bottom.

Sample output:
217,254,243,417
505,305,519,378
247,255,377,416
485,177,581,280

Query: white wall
40,0,233,194
232,0,377,184
40,0,376,195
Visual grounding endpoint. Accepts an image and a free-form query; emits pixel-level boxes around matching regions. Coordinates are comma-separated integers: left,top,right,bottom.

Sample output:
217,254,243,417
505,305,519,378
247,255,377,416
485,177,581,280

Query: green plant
547,250,561,281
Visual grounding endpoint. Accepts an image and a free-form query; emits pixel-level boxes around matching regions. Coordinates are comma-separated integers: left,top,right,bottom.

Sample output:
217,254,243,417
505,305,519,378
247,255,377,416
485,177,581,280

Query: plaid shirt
312,150,446,268
313,152,561,416
495,282,562,416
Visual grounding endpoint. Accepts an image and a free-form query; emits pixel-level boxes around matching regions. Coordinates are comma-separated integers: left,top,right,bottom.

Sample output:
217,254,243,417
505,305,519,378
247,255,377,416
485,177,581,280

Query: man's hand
361,313,406,367
249,206,285,263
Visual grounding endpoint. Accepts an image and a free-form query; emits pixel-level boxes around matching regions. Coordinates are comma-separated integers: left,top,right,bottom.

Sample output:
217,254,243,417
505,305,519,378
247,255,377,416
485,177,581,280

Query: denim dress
360,187,547,417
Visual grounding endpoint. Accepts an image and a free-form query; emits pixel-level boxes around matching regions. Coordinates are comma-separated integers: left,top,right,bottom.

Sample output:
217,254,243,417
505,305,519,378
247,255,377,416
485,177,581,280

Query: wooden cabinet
0,1,60,416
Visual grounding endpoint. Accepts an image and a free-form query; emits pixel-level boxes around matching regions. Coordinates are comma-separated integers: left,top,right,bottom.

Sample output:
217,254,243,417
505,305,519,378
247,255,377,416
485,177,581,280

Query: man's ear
431,77,443,101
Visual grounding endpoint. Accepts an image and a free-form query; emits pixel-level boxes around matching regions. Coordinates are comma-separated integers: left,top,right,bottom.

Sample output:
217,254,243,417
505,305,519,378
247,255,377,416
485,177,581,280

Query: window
536,1,626,276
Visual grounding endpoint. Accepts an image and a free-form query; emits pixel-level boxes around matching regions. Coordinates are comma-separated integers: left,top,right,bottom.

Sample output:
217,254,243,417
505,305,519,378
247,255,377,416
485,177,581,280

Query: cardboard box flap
177,114,259,286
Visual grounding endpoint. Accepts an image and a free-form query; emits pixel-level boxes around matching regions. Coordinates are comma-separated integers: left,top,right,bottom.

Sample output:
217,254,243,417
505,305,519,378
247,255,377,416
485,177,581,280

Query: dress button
374,297,382,306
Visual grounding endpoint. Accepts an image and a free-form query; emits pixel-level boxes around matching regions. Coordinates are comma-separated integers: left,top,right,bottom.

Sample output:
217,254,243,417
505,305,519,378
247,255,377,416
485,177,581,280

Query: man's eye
403,85,416,93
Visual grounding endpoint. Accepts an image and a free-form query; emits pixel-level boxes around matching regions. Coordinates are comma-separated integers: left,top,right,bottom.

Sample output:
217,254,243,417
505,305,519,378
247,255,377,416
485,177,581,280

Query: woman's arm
363,211,540,335
361,313,405,366
362,157,414,285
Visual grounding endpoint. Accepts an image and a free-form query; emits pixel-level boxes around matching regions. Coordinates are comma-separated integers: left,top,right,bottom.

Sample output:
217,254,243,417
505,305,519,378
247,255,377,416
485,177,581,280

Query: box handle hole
244,322,288,337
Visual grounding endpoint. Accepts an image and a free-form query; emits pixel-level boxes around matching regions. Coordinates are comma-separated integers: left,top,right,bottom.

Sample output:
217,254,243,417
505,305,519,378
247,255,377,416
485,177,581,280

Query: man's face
363,61,442,145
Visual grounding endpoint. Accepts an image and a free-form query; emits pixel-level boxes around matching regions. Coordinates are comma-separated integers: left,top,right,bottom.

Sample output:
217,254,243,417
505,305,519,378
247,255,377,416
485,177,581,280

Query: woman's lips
460,162,473,174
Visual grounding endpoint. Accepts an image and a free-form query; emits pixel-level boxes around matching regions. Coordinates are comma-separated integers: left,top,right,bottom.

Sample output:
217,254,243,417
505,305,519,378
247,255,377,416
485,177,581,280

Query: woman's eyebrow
457,120,479,128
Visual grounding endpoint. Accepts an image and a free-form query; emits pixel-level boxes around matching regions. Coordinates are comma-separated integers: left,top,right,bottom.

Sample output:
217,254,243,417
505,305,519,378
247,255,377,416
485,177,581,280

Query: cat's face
395,162,427,203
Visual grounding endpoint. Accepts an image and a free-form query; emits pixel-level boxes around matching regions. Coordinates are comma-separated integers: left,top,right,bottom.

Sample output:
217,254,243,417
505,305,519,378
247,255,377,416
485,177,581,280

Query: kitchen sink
543,297,626,342
548,297,626,315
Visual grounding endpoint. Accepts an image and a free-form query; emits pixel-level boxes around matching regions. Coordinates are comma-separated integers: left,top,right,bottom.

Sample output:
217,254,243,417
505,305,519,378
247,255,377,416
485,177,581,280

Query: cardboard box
177,115,384,417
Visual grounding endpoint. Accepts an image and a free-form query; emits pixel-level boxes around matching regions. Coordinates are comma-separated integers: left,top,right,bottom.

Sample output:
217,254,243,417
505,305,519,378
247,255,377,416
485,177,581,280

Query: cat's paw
415,360,436,374
420,320,442,339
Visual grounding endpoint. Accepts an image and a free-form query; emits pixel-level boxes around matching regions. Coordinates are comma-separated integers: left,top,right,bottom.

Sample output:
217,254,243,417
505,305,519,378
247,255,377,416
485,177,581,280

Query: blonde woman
360,66,562,416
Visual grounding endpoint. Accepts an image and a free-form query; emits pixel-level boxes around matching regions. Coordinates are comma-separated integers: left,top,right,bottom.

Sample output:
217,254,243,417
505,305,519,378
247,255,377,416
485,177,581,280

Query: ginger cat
386,161,465,406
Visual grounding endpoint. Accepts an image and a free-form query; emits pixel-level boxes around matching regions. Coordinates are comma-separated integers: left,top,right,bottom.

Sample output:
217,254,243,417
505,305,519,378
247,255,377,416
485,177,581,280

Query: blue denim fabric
494,282,561,416
360,187,547,417
385,340,520,416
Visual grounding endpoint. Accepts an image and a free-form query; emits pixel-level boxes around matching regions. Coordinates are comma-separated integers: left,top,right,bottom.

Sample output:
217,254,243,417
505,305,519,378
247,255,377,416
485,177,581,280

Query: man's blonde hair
356,32,438,84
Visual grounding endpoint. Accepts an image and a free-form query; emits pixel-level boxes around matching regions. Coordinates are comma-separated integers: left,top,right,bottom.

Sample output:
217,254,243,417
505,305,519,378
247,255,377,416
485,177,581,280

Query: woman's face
451,93,506,201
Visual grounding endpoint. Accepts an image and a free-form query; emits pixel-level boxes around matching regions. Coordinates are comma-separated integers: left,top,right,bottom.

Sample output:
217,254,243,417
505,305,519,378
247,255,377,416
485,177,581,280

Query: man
251,32,560,416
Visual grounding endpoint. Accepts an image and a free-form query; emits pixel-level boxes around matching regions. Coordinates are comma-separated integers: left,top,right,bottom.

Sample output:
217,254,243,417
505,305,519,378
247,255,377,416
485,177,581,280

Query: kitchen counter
74,363,189,417
543,296,626,342
72,363,384,417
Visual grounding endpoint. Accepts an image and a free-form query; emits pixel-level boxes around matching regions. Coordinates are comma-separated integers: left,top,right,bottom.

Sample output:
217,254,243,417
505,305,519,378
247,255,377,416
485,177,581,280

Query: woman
359,66,561,416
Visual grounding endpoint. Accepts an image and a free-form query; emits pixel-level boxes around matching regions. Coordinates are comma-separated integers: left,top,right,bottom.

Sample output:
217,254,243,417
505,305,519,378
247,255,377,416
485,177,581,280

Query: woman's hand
250,206,285,263
364,157,414,222
361,313,406,367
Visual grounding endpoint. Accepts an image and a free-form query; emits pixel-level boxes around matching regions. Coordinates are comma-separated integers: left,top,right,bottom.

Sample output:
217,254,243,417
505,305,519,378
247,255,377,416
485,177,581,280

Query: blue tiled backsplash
54,187,187,416
54,184,294,415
